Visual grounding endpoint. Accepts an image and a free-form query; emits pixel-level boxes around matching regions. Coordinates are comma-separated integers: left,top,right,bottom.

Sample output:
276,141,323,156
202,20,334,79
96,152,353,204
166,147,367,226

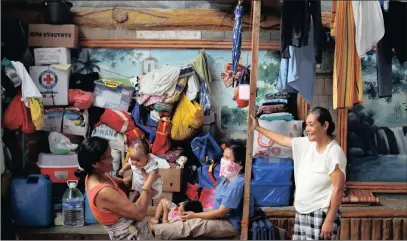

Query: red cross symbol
43,74,54,85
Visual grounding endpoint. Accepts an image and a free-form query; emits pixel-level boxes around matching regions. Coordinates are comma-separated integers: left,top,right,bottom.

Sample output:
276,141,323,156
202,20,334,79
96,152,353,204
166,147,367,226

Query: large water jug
62,180,84,227
84,191,98,224
10,174,52,227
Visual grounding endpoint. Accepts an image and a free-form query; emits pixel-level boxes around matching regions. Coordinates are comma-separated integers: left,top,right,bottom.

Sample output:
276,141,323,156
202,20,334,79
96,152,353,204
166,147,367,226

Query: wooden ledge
80,38,280,50
262,199,407,218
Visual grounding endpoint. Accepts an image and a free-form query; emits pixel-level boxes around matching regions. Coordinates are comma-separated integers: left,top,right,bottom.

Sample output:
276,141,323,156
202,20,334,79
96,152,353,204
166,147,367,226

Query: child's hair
183,200,204,213
131,138,150,154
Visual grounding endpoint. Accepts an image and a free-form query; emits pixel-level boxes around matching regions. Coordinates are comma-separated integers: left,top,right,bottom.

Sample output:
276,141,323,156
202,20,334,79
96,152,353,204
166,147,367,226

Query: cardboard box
29,24,79,48
30,64,71,106
159,168,183,192
42,108,88,136
152,192,174,206
34,48,71,65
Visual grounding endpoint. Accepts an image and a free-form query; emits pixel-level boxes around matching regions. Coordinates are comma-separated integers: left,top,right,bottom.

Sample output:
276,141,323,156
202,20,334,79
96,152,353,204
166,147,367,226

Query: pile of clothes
257,92,294,121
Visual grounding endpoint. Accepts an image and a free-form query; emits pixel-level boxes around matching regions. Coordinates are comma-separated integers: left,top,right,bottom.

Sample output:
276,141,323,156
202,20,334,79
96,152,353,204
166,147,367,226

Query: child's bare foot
162,219,169,224
149,217,159,225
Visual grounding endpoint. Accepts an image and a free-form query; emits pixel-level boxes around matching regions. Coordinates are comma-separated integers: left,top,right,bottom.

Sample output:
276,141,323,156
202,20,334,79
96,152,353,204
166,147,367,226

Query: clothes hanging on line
352,1,385,57
376,0,407,98
332,1,363,109
280,0,322,61
277,25,316,104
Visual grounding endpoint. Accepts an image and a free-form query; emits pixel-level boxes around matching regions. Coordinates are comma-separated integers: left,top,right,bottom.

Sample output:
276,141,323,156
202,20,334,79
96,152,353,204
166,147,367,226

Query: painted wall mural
71,48,281,140
347,53,407,182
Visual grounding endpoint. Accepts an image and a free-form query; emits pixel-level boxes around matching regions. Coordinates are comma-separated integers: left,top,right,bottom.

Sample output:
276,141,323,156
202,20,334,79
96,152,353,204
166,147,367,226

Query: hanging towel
333,1,363,109
352,1,385,57
191,51,212,93
29,97,44,130
277,26,316,104
11,61,42,107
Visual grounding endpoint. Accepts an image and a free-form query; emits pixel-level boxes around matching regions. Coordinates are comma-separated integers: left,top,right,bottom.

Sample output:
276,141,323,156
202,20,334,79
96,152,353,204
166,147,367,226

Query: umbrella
232,1,243,87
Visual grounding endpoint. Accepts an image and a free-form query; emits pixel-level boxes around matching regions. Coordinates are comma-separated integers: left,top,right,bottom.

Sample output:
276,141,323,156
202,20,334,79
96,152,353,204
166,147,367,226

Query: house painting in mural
347,53,407,183
141,52,158,75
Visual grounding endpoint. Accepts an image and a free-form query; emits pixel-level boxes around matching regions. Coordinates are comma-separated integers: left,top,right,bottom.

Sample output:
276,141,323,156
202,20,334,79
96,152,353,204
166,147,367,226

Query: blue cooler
251,180,293,207
84,191,98,224
252,156,293,184
10,175,53,227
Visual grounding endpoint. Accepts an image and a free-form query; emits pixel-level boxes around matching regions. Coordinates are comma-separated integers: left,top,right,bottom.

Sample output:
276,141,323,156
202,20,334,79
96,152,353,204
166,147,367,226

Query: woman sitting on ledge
77,136,155,240
251,106,346,240
150,143,246,240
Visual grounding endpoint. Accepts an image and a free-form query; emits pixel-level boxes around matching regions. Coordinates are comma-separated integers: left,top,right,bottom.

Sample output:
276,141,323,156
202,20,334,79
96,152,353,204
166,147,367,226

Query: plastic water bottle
62,180,84,228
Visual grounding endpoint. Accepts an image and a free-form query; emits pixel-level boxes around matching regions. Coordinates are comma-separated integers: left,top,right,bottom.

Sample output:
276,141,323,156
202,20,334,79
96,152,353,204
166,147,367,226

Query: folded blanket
342,190,379,204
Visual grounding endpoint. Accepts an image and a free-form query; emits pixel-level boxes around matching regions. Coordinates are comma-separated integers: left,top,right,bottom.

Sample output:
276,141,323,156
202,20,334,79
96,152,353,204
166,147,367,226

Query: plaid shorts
292,209,341,240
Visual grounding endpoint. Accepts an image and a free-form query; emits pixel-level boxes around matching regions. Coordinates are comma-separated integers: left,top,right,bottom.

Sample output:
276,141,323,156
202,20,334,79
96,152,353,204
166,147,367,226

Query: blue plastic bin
252,156,293,184
251,181,293,207
10,174,53,227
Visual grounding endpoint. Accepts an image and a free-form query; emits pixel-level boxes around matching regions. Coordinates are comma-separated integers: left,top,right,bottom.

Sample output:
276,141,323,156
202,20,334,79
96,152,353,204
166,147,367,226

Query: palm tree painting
72,50,101,74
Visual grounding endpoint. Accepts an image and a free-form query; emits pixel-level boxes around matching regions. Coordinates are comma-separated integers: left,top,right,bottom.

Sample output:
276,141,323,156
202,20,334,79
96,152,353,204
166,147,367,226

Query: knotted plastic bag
48,132,78,155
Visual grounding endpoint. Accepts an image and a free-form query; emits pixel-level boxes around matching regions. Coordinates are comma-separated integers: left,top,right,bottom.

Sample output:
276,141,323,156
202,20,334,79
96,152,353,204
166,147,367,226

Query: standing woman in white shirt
251,106,346,240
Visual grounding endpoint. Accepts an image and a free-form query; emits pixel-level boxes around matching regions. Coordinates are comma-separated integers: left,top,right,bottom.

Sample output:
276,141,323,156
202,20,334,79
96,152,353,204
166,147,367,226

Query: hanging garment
138,66,180,103
332,1,363,109
221,62,245,87
151,118,172,155
277,26,316,104
376,1,407,98
232,3,243,84
352,1,385,57
3,93,36,133
28,97,44,130
11,61,42,107
191,51,212,93
186,73,200,101
280,0,322,59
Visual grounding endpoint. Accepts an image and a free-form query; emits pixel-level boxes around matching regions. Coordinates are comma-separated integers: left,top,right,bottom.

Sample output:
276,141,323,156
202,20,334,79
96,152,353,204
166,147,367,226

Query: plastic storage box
251,181,293,207
252,156,294,184
37,153,79,183
93,79,134,112
10,175,53,227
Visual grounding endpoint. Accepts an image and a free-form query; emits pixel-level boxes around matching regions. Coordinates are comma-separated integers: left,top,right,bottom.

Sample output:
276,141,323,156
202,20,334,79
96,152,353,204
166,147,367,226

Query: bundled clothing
257,93,289,117
68,89,94,110
221,63,245,87
280,0,322,61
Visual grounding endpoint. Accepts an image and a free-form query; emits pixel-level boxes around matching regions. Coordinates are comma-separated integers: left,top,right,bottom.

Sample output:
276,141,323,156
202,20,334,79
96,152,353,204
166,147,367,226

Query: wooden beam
80,38,279,50
345,182,407,193
241,0,261,240
2,6,332,31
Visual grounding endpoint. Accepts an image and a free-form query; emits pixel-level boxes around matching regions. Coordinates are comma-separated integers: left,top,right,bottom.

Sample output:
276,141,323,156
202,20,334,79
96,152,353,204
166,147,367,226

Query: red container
37,153,79,183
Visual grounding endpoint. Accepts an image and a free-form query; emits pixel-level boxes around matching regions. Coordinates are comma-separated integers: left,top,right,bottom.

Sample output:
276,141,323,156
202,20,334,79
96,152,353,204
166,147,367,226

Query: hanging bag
171,94,204,141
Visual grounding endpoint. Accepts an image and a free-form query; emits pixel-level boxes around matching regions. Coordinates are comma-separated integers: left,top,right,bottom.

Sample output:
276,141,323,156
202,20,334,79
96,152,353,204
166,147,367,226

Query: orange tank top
86,175,127,225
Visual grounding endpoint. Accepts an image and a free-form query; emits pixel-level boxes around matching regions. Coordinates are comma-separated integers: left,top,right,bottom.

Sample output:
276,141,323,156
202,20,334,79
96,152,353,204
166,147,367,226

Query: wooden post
241,0,261,240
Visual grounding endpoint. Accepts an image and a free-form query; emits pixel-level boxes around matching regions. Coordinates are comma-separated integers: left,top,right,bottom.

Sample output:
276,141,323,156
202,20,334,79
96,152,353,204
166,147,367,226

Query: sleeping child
150,198,203,224
119,138,162,200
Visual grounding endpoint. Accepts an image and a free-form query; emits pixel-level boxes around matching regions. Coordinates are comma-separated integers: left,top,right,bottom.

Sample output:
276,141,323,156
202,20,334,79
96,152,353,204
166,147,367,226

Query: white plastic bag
253,120,303,158
48,132,78,155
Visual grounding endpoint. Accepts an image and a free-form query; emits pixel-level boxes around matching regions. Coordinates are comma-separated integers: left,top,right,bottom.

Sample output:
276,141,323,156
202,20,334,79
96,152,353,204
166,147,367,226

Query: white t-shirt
292,137,347,214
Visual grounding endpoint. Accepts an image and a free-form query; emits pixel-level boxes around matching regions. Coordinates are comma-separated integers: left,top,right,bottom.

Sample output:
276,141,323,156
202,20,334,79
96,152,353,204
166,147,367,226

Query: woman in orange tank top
77,136,155,240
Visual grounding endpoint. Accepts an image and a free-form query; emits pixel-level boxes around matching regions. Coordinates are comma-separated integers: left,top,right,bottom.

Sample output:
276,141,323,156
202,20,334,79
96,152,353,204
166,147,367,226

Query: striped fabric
342,190,380,204
332,1,363,109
